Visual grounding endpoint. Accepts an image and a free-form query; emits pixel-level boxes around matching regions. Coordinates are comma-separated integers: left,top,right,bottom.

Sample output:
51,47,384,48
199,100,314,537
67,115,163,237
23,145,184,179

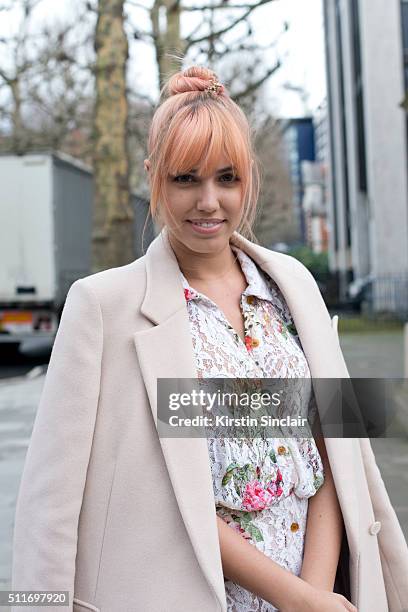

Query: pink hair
146,66,260,240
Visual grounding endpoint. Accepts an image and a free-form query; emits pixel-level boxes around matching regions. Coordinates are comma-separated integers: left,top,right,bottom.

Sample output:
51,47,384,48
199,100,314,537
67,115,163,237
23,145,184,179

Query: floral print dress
179,245,325,612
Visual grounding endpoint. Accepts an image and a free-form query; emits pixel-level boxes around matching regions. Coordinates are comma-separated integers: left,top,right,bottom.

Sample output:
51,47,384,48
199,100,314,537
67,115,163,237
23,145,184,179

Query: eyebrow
188,166,234,174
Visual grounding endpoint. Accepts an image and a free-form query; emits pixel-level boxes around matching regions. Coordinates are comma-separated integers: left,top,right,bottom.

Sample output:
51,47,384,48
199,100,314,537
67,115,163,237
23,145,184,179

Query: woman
11,66,408,612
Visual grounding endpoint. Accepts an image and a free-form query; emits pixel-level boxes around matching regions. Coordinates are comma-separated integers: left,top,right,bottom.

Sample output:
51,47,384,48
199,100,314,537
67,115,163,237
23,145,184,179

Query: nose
196,179,220,212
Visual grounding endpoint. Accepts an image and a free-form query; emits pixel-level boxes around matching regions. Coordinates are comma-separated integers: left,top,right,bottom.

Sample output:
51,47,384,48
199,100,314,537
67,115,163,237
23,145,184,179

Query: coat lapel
133,229,228,610
133,227,359,608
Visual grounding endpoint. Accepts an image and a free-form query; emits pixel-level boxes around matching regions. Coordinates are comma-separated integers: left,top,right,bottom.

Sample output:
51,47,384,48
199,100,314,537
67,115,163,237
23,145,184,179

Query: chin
177,231,229,253
185,236,227,252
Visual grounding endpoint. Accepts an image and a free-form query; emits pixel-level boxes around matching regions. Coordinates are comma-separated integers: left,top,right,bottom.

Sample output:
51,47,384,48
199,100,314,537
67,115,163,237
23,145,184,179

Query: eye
173,174,196,184
220,172,239,183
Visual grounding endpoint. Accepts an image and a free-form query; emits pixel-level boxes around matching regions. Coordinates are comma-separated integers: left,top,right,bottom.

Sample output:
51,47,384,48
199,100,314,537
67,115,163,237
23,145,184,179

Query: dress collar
179,244,273,303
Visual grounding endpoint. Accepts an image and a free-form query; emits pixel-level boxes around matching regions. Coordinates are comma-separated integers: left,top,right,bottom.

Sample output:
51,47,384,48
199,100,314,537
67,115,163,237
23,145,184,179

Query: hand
297,587,357,612
280,581,357,612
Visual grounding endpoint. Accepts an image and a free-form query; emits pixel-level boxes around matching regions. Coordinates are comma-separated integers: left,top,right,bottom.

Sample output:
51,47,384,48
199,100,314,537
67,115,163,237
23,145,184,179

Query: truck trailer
0,151,155,356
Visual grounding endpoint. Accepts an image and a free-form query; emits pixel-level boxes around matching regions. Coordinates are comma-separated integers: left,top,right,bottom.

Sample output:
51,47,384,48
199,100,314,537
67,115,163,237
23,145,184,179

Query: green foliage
287,246,329,275
337,317,403,333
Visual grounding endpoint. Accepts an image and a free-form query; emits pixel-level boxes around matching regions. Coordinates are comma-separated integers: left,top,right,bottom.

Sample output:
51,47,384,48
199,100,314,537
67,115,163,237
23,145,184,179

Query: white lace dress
180,245,325,612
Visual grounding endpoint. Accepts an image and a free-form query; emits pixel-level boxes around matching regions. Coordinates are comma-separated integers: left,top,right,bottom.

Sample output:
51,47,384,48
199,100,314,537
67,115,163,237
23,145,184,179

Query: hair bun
164,66,226,97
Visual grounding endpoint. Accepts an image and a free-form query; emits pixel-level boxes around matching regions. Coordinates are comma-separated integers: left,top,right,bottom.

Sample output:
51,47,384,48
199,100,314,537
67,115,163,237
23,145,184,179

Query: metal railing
364,274,408,320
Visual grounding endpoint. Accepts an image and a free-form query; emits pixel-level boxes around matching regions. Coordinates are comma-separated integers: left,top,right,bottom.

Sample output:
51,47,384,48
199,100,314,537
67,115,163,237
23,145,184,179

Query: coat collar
133,227,359,611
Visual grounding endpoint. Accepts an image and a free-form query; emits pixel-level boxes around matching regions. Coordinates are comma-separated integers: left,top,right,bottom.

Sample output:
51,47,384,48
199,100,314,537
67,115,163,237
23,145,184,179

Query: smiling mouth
187,220,226,226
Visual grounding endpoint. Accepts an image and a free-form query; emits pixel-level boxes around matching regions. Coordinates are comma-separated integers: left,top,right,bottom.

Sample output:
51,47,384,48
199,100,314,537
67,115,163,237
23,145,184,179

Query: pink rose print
242,480,274,511
184,288,195,301
266,468,284,498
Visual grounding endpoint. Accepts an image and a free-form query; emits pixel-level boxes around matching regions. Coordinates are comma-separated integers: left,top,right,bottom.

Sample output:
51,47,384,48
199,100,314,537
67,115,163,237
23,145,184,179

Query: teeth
192,221,222,227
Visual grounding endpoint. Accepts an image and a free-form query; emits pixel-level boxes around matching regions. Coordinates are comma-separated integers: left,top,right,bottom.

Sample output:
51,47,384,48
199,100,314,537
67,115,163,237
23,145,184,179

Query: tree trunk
10,77,27,154
151,0,184,90
92,0,133,273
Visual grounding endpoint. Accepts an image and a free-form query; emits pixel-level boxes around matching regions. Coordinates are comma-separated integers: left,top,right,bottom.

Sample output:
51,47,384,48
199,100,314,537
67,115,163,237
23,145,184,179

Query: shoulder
67,255,148,309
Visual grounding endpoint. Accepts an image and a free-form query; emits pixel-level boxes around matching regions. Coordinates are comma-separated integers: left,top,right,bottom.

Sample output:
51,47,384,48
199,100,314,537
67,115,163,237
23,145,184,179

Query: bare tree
0,0,95,155
0,0,42,153
92,0,134,272
125,0,285,100
253,115,299,246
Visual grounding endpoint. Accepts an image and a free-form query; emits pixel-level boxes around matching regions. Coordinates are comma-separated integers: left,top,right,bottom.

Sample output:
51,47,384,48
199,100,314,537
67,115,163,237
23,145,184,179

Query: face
145,155,244,254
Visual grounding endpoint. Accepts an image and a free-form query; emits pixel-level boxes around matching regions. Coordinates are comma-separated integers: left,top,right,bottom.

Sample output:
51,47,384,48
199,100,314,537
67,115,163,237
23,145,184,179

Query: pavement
339,330,405,378
0,371,45,591
339,330,408,541
0,331,406,594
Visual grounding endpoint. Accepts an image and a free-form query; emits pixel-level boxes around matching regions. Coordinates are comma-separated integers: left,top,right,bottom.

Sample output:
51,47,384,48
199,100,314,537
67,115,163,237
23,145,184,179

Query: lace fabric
180,245,325,611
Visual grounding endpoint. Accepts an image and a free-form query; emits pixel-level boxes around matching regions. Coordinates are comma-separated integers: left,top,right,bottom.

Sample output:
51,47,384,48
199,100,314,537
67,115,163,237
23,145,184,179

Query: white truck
0,152,154,356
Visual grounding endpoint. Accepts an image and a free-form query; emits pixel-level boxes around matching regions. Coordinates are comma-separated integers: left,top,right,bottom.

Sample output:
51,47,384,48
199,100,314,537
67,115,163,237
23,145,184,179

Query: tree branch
231,59,281,103
183,1,273,10
184,0,276,49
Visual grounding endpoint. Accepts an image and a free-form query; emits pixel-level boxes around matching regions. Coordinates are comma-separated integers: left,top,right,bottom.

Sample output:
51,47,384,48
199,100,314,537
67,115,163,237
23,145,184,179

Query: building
281,118,316,243
324,0,408,314
301,160,329,253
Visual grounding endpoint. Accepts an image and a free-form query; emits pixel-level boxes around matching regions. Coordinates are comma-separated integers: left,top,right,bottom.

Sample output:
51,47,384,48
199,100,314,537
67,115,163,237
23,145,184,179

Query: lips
188,219,225,223
187,219,226,235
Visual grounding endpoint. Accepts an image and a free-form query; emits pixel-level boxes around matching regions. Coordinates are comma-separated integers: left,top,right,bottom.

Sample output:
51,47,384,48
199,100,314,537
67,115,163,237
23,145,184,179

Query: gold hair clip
205,78,223,95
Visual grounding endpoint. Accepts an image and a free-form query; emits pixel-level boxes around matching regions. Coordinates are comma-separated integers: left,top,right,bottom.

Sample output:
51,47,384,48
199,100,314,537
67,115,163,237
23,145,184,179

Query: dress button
369,521,381,535
278,445,286,455
246,295,255,304
290,522,299,532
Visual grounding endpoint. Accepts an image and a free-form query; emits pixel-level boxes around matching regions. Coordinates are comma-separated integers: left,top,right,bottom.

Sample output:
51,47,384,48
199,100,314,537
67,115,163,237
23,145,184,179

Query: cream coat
12,227,408,612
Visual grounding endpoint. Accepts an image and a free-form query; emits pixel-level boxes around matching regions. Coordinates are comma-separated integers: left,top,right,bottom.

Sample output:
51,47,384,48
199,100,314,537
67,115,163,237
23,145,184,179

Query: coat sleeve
359,437,408,611
11,279,103,612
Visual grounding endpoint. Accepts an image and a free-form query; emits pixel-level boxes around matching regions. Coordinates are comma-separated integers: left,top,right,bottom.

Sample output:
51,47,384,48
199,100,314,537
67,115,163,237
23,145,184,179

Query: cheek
158,198,191,230
166,186,193,208
227,189,245,216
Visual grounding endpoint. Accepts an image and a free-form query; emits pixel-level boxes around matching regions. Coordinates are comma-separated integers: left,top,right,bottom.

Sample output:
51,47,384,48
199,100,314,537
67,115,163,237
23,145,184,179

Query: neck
167,230,239,284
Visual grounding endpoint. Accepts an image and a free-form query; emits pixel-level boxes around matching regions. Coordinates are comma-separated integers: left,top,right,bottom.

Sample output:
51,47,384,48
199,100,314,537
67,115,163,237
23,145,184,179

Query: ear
144,158,151,173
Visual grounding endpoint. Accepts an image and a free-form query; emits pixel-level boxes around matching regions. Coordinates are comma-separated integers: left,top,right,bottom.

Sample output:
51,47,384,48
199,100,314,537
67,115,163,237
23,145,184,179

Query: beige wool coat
12,227,408,612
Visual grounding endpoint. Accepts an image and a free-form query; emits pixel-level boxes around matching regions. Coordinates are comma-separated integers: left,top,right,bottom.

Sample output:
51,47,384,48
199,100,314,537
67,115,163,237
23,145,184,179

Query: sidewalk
340,330,408,539
0,374,44,590
339,329,405,377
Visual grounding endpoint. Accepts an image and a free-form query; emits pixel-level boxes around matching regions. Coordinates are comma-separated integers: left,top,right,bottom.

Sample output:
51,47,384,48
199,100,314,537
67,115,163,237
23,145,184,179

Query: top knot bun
163,66,226,98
